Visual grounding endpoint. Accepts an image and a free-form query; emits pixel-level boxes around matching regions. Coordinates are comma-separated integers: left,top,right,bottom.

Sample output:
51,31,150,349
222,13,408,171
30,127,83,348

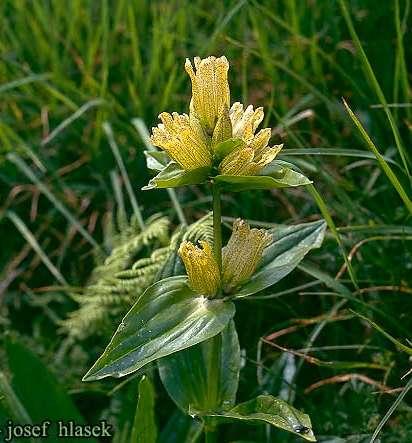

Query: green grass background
1,0,411,441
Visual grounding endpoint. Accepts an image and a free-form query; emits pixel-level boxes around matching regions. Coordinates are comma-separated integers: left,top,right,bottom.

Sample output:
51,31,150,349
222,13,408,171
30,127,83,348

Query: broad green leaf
5,340,93,442
214,138,245,160
83,276,235,381
158,320,240,413
131,376,158,443
200,395,315,442
158,410,203,443
237,220,326,297
215,160,311,192
143,162,210,190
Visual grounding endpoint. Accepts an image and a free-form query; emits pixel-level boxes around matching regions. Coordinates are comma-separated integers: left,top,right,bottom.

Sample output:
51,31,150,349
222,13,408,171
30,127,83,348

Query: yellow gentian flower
178,240,221,297
179,220,271,297
149,57,285,182
219,102,283,176
222,219,272,293
185,56,230,136
151,112,212,170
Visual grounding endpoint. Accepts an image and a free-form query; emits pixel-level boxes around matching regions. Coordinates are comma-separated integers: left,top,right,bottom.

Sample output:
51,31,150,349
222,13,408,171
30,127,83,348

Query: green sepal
143,161,211,190
144,150,170,171
83,276,235,381
213,138,245,161
214,160,311,192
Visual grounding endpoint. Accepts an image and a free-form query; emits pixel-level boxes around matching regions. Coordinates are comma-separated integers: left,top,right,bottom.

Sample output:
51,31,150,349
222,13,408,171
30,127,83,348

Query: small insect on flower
151,112,212,170
178,240,221,297
219,103,283,176
222,219,272,293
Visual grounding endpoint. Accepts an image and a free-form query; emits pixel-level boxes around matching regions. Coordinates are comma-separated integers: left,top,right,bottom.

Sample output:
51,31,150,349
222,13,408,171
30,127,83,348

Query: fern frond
61,212,171,339
183,212,213,244
63,211,214,340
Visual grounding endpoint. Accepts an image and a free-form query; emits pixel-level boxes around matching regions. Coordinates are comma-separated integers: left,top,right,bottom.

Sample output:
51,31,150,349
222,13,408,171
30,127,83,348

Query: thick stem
212,183,222,272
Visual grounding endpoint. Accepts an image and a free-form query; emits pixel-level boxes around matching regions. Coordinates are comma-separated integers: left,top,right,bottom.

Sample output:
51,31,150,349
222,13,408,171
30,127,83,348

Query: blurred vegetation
0,0,411,441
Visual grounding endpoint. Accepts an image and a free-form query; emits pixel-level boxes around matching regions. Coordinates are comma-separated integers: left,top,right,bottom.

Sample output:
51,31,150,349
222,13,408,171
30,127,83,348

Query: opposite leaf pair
83,219,326,381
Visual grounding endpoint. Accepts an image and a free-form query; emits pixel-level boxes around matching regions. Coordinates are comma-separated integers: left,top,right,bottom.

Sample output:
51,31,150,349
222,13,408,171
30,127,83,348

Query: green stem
204,419,218,443
212,182,222,272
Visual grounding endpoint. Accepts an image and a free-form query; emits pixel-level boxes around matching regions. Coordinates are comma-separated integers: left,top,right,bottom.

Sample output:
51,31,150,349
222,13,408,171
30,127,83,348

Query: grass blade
103,122,145,230
6,211,67,285
343,99,412,214
281,148,402,169
0,73,50,94
0,371,32,424
42,98,105,146
370,376,412,442
7,153,102,252
132,118,187,226
352,311,412,356
307,183,358,288
339,0,410,176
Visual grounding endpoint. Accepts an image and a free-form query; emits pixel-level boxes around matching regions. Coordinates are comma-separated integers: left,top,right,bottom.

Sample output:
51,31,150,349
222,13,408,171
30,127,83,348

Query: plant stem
212,182,222,272
204,420,218,443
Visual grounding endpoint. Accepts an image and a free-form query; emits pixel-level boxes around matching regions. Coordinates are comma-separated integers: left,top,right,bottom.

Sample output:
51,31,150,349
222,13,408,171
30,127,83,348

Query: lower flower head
178,240,221,297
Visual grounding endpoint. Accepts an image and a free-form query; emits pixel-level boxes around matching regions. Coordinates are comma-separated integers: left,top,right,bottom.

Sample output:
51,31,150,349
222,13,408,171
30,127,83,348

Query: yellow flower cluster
151,56,282,175
178,220,272,297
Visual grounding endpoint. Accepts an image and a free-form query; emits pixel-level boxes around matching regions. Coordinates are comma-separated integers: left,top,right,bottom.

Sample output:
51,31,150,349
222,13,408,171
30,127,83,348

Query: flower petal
222,219,272,293
178,240,221,297
185,56,230,135
151,112,212,170
230,102,264,142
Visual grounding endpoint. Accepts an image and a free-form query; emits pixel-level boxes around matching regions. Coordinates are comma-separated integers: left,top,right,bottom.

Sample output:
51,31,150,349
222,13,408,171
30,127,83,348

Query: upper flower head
151,112,212,170
222,219,272,293
185,56,230,136
178,240,221,297
219,103,283,176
